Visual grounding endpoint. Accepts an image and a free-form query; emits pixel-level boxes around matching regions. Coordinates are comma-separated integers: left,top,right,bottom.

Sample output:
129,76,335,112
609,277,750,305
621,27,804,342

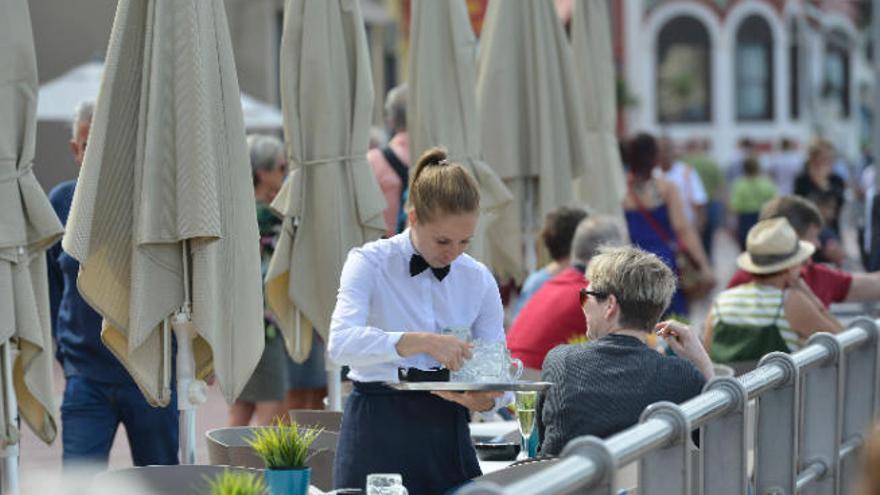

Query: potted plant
247,419,324,495
207,470,267,495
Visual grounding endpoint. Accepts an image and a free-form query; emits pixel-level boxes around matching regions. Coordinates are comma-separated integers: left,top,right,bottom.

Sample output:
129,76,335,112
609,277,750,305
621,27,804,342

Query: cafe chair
94,465,264,495
205,426,338,491
289,409,344,432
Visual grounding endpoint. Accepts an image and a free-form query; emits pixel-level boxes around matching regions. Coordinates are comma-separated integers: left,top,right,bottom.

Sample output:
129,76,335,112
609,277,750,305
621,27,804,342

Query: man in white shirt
655,138,708,230
770,138,805,195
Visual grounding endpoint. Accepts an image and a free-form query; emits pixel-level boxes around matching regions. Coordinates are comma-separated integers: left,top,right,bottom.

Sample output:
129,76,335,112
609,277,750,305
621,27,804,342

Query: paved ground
11,227,745,491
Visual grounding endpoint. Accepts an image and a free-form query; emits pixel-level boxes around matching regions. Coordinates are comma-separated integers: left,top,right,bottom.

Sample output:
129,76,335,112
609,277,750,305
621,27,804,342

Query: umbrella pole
0,340,19,495
173,241,206,465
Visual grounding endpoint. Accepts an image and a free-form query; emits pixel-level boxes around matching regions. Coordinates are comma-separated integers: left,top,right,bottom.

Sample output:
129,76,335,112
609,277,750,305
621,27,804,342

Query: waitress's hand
432,391,503,412
396,333,473,371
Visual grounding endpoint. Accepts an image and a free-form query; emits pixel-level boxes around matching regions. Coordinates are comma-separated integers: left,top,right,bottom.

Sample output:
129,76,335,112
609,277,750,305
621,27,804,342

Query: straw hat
737,217,815,274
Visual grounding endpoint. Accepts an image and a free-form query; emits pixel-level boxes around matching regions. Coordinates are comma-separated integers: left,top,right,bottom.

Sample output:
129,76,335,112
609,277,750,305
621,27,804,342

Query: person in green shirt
684,138,724,259
731,157,778,249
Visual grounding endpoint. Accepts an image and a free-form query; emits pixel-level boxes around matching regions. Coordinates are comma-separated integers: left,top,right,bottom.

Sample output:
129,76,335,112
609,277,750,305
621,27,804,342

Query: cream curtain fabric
476,0,589,281
266,0,386,363
62,0,264,405
571,0,626,217
0,0,62,445
408,0,512,269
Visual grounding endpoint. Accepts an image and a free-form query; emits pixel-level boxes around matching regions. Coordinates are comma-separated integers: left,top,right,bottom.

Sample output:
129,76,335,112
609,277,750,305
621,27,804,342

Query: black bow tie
410,253,451,281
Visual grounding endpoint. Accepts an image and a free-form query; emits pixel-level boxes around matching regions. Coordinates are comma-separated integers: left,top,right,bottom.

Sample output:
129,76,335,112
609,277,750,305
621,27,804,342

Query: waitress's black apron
333,381,481,494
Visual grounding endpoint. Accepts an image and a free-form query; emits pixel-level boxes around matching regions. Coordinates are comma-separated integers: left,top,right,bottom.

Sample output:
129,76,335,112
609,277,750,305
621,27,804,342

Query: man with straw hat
728,195,880,308
704,217,842,364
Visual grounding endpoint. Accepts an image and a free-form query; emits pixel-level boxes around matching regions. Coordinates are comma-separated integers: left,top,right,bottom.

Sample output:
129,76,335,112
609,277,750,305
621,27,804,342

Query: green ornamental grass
206,470,267,495
246,419,324,469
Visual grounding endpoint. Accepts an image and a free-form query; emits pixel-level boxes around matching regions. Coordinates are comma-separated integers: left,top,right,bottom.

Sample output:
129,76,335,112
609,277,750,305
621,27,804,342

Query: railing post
700,377,748,495
755,352,799,495
560,437,616,495
801,333,844,495
840,319,880,495
639,402,691,495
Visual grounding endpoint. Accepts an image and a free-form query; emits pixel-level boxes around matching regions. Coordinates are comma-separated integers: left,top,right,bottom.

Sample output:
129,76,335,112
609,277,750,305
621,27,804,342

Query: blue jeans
61,375,179,468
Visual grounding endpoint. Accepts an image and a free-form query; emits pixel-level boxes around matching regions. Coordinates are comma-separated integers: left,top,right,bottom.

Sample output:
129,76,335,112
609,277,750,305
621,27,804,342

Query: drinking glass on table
515,390,538,458
366,473,408,495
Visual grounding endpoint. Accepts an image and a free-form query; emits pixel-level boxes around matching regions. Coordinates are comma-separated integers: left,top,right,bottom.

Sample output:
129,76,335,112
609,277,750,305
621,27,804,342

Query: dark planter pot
265,467,311,495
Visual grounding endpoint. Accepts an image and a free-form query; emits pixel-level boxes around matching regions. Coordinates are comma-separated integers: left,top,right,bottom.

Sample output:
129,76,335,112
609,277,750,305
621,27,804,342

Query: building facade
619,0,866,163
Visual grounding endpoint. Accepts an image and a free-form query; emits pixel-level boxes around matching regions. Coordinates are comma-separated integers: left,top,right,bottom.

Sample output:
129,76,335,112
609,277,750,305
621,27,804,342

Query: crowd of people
501,128,880,459
42,85,880,493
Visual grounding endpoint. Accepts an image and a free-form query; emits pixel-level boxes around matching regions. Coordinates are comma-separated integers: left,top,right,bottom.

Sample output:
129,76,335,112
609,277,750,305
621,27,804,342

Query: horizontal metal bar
606,418,674,466
836,327,870,352
792,344,831,371
501,456,599,494
680,389,731,429
840,435,864,459
738,362,786,398
796,461,827,491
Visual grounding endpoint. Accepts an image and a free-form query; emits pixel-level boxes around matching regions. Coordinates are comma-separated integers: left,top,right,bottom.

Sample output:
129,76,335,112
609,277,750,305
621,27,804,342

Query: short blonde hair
407,147,480,223
807,137,833,164
586,246,676,330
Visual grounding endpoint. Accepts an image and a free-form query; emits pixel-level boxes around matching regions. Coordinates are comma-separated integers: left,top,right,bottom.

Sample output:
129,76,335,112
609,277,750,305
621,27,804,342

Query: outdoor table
469,420,518,442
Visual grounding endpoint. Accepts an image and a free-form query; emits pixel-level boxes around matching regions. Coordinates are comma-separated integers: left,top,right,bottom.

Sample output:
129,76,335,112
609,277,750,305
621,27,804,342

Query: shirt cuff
385,331,406,360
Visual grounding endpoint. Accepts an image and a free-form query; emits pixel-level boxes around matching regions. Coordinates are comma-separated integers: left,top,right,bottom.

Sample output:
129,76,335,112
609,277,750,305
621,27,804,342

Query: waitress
329,147,506,494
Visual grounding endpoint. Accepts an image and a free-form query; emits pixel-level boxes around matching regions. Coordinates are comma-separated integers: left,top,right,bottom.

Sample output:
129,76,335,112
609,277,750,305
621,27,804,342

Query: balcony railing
460,317,880,495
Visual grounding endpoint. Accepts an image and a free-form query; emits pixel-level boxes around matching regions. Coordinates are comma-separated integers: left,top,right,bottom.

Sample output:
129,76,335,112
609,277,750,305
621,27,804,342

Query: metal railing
461,318,880,495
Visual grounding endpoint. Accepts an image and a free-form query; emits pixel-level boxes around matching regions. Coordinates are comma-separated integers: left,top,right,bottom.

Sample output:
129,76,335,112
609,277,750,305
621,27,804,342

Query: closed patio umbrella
476,0,589,281
571,0,626,217
265,0,386,409
62,0,264,463
0,0,63,489
408,0,512,267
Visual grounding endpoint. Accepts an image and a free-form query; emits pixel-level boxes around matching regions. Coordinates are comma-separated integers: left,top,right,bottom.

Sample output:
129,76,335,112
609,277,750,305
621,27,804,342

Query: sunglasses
579,288,609,305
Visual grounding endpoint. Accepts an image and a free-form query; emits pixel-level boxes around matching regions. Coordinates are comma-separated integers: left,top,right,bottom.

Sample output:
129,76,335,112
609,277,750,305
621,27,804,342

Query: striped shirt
711,283,801,352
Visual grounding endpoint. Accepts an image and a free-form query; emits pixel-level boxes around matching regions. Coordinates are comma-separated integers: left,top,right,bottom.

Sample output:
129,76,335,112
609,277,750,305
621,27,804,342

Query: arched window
824,29,851,118
735,15,774,121
657,16,711,123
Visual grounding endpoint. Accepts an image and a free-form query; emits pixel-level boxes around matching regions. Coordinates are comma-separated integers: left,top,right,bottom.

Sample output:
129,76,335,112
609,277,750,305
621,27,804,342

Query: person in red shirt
507,216,625,372
367,84,410,237
728,195,880,308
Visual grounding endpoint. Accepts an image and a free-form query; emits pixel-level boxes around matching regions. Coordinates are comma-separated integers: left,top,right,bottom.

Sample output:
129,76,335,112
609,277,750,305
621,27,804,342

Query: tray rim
387,381,553,392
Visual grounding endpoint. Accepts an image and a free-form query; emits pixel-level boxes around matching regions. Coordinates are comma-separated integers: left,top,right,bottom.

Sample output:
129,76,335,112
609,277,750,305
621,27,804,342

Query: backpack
382,145,409,234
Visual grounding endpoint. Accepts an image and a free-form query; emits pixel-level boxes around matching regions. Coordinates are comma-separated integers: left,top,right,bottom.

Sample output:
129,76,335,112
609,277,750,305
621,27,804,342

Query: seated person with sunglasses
537,246,714,455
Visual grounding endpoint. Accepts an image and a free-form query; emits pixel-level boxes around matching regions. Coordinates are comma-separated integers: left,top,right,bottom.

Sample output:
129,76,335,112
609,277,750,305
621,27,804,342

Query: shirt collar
395,228,416,258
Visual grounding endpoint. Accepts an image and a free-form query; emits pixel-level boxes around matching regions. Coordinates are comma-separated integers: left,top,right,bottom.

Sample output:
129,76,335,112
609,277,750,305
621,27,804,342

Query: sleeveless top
624,181,687,317
710,283,800,363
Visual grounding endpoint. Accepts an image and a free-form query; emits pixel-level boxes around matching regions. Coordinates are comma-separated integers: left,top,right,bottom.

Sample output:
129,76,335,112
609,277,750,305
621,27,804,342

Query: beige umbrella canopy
62,0,264,406
571,0,627,217
476,0,589,281
0,0,62,446
408,0,512,266
266,0,386,363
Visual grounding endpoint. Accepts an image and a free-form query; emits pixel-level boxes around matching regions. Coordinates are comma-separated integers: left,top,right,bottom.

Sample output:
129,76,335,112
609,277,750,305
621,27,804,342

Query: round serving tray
387,381,553,392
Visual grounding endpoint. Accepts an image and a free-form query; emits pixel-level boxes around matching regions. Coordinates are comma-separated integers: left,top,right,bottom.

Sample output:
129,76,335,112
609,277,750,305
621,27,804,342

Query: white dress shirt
328,230,506,384
655,161,708,225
